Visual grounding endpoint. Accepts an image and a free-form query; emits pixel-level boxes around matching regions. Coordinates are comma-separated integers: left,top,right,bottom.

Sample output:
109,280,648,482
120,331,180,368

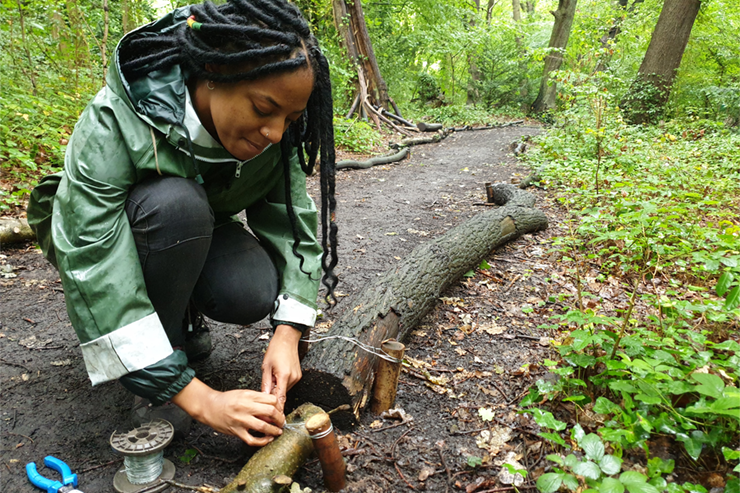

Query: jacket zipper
235,161,245,178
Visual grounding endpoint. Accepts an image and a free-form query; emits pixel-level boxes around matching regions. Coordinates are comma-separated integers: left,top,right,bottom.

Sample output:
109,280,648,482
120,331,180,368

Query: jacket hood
107,7,243,163
109,7,191,128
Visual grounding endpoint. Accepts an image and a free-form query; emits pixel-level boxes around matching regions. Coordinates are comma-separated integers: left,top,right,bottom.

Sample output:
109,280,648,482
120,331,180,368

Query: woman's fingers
261,364,274,395
236,429,274,447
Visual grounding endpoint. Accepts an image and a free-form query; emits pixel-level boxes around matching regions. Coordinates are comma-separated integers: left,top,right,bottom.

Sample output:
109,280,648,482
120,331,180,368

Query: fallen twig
438,447,452,484
133,479,218,493
369,420,412,433
394,462,416,490
478,485,538,492
77,459,122,474
491,381,510,402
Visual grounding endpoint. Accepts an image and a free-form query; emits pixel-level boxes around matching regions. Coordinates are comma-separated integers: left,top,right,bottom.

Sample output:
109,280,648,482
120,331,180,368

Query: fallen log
396,133,443,147
220,403,324,493
0,218,35,247
336,148,409,170
291,184,548,427
417,122,443,132
450,120,525,132
381,108,415,128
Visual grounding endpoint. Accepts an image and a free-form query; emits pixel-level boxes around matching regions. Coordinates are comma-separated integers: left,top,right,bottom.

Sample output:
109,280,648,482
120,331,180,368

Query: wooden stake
305,412,346,492
485,182,495,203
370,339,405,414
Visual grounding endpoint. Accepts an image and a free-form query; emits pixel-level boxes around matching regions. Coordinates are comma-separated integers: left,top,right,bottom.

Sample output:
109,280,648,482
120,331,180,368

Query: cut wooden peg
305,412,346,492
370,339,406,414
485,182,495,203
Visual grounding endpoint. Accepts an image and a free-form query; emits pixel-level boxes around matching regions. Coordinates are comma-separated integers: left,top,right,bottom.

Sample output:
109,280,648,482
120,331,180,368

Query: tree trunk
524,0,536,14
530,0,578,113
467,0,482,105
122,0,131,34
512,0,522,22
16,0,38,95
621,0,701,124
101,0,109,81
333,0,391,111
290,184,548,428
486,0,498,24
220,403,324,493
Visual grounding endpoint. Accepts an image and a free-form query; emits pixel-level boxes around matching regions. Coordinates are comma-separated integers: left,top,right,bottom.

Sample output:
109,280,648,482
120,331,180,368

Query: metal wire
298,335,402,363
309,423,334,440
122,451,164,485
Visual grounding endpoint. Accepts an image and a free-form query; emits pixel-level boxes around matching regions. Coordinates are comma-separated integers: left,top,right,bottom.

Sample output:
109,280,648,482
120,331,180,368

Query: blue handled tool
26,456,84,493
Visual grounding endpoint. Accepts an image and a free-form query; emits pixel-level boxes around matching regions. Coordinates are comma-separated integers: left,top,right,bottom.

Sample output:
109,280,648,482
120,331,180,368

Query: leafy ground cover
522,78,740,493
0,89,90,213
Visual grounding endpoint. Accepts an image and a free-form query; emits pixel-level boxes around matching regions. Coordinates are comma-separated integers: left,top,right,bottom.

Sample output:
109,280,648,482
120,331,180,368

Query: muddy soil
1,125,570,492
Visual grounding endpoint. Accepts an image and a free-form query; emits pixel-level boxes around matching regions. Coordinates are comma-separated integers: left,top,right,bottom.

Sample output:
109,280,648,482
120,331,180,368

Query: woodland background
1,0,740,491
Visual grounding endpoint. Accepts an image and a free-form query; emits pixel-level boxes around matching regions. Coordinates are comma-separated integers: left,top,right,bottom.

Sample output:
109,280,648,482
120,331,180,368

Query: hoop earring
207,80,215,91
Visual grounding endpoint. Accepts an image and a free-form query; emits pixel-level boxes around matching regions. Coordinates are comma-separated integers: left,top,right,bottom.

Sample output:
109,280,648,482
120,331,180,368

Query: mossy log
336,148,409,170
397,133,443,147
291,184,548,427
220,403,324,493
0,218,35,248
416,122,443,132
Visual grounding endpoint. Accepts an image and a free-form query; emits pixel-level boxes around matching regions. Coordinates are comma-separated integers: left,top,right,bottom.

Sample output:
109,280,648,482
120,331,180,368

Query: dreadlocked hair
119,0,339,304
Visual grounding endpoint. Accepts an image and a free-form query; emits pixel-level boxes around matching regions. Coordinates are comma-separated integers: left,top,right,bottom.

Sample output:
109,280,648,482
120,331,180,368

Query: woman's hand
261,324,303,412
171,378,285,447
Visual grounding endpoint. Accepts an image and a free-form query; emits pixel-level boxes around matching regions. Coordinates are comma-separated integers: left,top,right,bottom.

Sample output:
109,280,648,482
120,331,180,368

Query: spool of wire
110,419,176,493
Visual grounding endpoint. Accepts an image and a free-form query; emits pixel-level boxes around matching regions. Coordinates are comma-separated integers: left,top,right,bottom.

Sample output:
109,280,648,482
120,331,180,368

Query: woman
26,0,338,447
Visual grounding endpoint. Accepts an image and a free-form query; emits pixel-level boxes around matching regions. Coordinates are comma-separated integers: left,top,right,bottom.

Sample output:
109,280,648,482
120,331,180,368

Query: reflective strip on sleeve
272,295,317,327
80,313,173,385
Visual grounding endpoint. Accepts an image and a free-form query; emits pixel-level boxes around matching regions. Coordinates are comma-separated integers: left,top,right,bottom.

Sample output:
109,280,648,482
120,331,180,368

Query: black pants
124,177,278,347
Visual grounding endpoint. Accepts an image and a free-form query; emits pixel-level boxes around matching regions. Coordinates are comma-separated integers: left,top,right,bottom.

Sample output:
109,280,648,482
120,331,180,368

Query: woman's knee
192,226,279,324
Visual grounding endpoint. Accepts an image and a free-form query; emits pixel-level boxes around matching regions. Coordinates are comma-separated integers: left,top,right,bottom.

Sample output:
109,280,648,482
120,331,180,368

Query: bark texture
291,185,548,427
621,0,701,124
220,403,324,493
0,218,35,247
531,0,578,113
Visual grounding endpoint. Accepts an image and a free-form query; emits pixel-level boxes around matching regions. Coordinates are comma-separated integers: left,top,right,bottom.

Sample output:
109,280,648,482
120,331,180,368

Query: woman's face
195,66,314,161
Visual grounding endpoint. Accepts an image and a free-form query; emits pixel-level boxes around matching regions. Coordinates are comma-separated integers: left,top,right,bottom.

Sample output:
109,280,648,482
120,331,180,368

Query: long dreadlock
119,0,339,304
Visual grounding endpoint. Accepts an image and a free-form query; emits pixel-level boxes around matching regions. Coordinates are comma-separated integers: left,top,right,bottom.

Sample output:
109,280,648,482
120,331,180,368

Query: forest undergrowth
520,76,740,493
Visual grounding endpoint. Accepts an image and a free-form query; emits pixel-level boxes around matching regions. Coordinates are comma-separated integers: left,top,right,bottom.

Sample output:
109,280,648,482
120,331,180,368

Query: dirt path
0,125,569,492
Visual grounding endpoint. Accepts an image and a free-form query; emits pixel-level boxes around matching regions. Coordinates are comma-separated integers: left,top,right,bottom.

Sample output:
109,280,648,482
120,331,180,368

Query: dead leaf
411,330,427,337
16,442,23,449
475,426,512,455
404,356,431,369
380,408,413,422
496,451,526,486
418,466,435,482
440,297,465,307
50,360,72,367
482,324,506,335
21,374,29,381
369,420,383,429
455,348,468,356
19,335,53,349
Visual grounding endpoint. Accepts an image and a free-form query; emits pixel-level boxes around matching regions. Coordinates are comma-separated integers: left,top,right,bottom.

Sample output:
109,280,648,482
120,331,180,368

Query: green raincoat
27,7,322,404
